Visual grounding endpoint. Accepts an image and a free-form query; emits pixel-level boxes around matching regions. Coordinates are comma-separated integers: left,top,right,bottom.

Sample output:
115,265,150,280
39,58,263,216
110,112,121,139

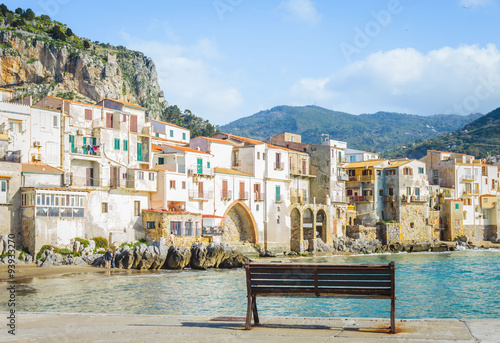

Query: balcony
188,168,214,177
221,190,232,200
0,150,21,163
338,174,349,181
462,190,480,197
254,192,265,201
189,190,213,200
291,195,309,204
401,195,429,202
349,195,373,203
238,191,249,200
274,162,285,170
72,176,101,188
92,119,105,129
383,195,396,202
460,175,475,183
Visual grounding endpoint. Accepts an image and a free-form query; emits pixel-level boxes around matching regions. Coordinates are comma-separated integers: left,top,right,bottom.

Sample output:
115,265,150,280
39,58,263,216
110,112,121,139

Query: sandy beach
0,264,146,283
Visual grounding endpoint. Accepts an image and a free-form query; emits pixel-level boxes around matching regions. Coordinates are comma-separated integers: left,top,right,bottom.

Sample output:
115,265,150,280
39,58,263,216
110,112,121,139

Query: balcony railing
290,167,308,176
291,195,309,204
383,195,396,202
254,192,265,201
462,190,480,196
72,176,101,188
189,190,213,200
274,162,285,170
401,195,430,202
338,174,349,181
460,175,475,183
238,191,249,200
349,195,373,203
188,168,214,176
0,151,21,163
221,190,232,200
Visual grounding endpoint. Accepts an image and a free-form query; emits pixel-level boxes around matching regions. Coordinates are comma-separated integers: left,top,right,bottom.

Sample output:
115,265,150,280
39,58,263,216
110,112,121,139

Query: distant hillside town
0,88,499,255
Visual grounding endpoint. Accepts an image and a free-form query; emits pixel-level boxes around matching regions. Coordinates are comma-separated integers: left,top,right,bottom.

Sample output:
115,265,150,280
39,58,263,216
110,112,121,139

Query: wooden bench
245,262,396,333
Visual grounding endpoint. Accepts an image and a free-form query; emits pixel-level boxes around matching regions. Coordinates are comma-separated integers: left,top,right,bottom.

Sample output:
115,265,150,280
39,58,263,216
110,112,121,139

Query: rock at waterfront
0,235,8,255
219,248,248,268
138,246,158,270
205,243,225,268
164,245,191,269
190,243,208,270
115,246,135,269
150,243,168,270
314,239,334,253
131,244,147,269
73,240,81,253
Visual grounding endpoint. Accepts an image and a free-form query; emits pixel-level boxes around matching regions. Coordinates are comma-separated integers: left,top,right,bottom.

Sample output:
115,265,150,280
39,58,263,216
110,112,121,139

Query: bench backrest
246,262,395,298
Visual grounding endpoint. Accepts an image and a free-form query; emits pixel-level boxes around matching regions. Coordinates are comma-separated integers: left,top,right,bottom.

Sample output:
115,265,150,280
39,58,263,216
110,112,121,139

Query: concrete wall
0,162,21,240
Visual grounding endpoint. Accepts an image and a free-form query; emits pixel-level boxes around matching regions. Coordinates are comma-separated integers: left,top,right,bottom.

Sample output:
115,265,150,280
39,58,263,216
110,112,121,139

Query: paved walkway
1,313,499,342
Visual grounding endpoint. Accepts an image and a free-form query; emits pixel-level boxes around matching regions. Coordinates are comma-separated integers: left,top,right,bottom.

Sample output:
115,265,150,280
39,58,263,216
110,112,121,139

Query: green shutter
69,135,75,153
114,138,120,150
197,158,203,174
182,133,186,140
83,137,87,145
207,162,210,168
455,204,459,210
158,157,164,165
92,137,97,145
276,186,280,202
137,142,143,161
123,140,128,151
170,130,173,137
338,151,341,162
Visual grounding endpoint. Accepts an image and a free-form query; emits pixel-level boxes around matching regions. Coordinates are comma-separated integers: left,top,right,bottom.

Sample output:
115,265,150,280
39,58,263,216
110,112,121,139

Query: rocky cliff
0,19,166,116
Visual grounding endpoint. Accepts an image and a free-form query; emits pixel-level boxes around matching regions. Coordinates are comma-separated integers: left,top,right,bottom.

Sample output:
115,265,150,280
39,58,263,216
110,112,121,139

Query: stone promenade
2,313,499,342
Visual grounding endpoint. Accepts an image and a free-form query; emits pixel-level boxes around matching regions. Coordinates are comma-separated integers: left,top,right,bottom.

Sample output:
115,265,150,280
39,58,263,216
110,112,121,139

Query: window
134,201,140,216
106,112,113,129
207,162,210,169
146,221,155,229
256,204,259,211
198,202,203,211
149,173,155,181
406,187,411,196
114,138,120,150
171,221,181,235
130,115,138,132
388,187,394,196
379,189,384,196
123,140,128,151
158,157,164,165
170,130,173,137
185,222,193,236
385,169,396,176
263,153,266,160
415,188,420,196
102,202,108,213
170,180,176,189
338,151,342,162
418,167,424,174
182,132,186,140
257,152,260,160
1,181,5,192
53,115,58,127
403,167,413,175
275,186,281,202
123,114,127,122
85,109,92,121
182,181,186,189
277,216,280,224
123,173,127,179
138,172,144,180
155,132,160,137
69,135,75,153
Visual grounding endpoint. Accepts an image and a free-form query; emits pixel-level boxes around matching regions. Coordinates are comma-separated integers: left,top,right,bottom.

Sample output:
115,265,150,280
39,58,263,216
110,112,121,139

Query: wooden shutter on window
130,115,138,132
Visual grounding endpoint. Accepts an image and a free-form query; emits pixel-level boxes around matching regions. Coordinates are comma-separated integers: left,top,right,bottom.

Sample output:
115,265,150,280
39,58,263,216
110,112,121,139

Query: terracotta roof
202,214,224,219
151,136,189,144
149,118,189,131
104,98,145,109
428,150,472,157
0,87,13,92
44,96,105,109
218,133,265,146
0,175,13,179
152,144,163,152
267,143,301,153
214,167,253,176
199,137,236,146
22,163,64,174
162,144,211,155
345,159,389,168
384,160,412,168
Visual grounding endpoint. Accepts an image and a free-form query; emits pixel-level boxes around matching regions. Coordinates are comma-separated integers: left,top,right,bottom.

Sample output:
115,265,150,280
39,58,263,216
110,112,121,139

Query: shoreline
2,247,500,284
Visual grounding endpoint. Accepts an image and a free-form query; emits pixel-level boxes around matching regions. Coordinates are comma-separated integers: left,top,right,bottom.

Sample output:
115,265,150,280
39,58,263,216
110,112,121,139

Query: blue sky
6,0,500,124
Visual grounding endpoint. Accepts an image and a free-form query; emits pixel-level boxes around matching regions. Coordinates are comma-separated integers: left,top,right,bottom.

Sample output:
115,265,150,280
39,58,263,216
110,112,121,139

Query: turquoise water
2,250,500,319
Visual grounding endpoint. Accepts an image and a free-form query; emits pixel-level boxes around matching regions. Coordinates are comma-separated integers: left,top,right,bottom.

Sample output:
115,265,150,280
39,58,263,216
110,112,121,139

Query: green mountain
219,105,482,152
0,4,217,138
385,107,500,159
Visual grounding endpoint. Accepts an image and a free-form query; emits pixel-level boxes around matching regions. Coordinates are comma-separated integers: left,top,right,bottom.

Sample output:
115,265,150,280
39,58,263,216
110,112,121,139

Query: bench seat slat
250,273,392,281
251,280,392,288
250,287,392,296
250,268,391,275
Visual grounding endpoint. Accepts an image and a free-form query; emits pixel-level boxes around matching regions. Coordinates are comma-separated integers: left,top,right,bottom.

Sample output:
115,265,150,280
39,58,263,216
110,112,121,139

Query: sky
6,0,500,124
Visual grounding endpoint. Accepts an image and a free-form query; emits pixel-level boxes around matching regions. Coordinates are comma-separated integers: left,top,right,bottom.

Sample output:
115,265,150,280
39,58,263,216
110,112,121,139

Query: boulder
137,246,157,270
115,246,135,269
82,254,102,265
131,244,147,269
41,253,63,267
460,235,469,244
73,240,81,253
91,256,105,267
314,239,334,253
190,243,208,270
150,244,168,270
89,240,96,252
219,249,248,268
205,243,225,268
164,245,191,269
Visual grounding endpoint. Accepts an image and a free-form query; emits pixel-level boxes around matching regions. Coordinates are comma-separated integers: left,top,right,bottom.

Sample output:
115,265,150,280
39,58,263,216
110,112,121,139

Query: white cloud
121,32,244,124
459,0,494,8
280,0,321,25
288,44,500,115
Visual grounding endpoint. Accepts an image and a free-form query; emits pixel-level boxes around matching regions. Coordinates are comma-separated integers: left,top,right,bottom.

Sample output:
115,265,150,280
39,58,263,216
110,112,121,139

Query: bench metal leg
390,296,396,334
245,295,253,330
252,295,259,325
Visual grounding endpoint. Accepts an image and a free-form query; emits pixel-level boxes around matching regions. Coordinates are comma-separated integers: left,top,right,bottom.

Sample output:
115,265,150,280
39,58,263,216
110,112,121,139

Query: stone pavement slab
0,312,497,343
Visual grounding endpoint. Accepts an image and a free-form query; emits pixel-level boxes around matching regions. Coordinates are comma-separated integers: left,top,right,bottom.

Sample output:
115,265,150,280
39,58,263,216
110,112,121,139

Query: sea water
2,250,500,319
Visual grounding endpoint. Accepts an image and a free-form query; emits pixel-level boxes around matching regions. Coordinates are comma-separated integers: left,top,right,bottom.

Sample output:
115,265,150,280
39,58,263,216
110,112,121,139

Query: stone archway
316,209,327,242
221,201,258,244
303,208,314,242
290,207,301,253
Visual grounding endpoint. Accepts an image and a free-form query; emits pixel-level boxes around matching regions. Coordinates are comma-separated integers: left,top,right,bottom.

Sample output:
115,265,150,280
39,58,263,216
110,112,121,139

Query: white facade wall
30,107,61,166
